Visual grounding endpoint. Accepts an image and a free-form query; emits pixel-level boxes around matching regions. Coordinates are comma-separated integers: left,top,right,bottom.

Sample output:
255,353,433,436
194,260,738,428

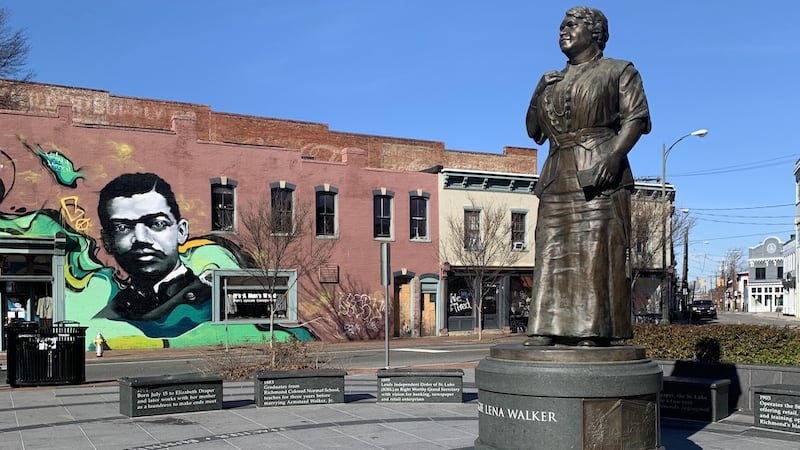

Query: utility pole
682,227,689,315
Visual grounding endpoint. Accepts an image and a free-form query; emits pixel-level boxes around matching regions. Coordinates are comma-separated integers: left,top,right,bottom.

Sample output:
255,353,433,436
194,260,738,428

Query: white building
747,237,785,313
782,235,796,316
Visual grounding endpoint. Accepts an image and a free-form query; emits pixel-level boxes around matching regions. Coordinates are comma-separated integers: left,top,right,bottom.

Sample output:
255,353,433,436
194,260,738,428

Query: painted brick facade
13,81,537,173
0,80,540,350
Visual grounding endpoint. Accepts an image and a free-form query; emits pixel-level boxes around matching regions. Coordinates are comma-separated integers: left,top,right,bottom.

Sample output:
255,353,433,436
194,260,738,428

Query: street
713,311,799,327
8,312,799,384
81,335,519,383
77,312,800,382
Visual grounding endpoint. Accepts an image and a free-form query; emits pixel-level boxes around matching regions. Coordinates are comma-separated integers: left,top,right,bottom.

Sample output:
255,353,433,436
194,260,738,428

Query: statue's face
559,15,593,56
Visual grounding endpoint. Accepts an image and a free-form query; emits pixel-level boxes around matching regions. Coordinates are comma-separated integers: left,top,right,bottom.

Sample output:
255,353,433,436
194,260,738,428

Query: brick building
0,81,539,350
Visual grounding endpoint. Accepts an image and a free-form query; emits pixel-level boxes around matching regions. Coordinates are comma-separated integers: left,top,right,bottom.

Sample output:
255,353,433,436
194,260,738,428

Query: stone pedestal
475,344,663,450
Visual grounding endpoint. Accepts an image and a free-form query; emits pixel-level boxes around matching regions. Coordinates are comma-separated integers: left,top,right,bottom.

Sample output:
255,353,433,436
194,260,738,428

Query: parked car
691,299,717,320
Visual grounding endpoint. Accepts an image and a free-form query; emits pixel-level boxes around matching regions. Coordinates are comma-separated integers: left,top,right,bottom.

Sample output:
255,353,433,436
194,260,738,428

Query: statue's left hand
594,152,623,189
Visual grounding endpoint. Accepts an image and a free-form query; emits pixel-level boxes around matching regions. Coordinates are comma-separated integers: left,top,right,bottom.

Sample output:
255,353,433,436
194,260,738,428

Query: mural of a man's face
103,189,189,285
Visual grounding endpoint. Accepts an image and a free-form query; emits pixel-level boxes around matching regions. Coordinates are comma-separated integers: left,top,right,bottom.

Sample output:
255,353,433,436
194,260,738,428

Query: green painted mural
0,139,320,350
22,139,86,188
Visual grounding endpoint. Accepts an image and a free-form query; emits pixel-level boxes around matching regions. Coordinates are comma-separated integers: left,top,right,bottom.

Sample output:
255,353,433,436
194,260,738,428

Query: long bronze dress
526,55,651,340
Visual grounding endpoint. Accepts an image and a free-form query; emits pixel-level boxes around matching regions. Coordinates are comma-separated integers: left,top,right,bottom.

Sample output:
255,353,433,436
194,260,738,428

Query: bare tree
721,248,743,310
629,194,695,315
441,197,523,340
235,195,336,362
0,8,33,109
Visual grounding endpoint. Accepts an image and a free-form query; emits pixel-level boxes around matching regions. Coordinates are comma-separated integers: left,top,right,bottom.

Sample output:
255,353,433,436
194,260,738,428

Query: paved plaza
1,369,799,449
2,322,800,449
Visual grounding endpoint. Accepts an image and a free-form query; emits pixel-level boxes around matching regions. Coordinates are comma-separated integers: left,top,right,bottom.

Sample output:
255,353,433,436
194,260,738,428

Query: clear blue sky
6,1,799,283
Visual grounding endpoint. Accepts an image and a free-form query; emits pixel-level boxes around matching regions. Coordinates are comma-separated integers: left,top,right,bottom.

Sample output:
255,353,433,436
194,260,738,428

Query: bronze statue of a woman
525,6,651,347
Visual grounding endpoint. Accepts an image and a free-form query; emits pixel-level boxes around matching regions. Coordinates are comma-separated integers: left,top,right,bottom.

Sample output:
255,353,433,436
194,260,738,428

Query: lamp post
661,129,708,324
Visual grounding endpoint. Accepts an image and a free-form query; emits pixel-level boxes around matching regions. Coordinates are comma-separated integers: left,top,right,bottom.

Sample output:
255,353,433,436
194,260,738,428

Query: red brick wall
0,106,441,341
7,81,538,174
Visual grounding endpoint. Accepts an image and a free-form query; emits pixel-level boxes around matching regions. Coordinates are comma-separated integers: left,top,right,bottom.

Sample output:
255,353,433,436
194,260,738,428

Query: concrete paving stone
62,402,122,421
245,429,373,449
327,403,420,421
288,404,389,422
224,407,322,429
12,441,97,450
80,419,160,447
322,422,429,446
661,421,799,450
17,424,92,449
385,419,475,441
130,415,218,442
182,413,265,436
163,431,316,450
0,434,23,450
0,391,14,407
54,385,119,397
12,407,81,427
7,390,57,407
0,410,21,425
680,436,796,450
390,403,477,419
381,442,456,450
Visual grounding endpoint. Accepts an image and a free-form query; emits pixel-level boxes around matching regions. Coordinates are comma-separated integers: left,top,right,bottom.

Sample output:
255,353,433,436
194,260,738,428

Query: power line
674,155,797,177
640,153,800,179
694,229,794,243
694,217,790,226
692,212,794,219
683,203,793,211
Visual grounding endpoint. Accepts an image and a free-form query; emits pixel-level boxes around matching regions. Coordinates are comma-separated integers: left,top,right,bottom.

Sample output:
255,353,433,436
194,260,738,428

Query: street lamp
661,129,708,324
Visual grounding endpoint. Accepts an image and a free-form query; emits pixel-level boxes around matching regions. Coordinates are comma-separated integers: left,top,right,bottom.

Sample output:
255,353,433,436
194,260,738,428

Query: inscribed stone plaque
660,377,729,421
754,389,800,432
377,369,463,403
119,375,223,417
255,370,345,407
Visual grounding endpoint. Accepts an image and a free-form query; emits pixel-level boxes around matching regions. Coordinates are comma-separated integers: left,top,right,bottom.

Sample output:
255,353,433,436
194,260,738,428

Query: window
409,191,430,240
210,178,237,231
511,211,527,250
755,267,766,280
212,269,297,323
270,182,295,234
373,190,394,238
778,266,784,280
315,186,338,237
464,209,481,250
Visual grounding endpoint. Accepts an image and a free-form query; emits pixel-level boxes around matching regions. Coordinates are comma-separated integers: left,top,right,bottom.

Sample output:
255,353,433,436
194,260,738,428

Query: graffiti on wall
449,290,473,313
336,292,383,339
0,138,321,349
60,196,91,232
22,140,85,188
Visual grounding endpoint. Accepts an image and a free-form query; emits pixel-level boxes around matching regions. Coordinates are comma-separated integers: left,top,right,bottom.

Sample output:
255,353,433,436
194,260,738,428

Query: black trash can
4,321,87,387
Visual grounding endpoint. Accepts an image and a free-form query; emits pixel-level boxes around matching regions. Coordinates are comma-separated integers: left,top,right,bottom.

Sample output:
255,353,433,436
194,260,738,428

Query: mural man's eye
148,219,171,231
112,223,131,234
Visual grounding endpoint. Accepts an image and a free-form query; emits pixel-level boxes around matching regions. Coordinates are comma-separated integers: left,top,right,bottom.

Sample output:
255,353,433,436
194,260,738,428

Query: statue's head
564,6,609,51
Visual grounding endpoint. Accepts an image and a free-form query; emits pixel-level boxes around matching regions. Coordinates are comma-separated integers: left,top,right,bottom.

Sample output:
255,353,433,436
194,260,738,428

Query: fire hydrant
94,332,105,357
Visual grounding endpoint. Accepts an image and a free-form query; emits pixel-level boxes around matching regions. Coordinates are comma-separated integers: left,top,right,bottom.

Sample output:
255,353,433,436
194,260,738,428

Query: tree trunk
477,295,483,341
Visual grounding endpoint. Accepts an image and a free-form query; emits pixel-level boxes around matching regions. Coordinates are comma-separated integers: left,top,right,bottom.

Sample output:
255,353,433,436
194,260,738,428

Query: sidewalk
0,331,515,368
1,334,799,449
1,372,799,449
